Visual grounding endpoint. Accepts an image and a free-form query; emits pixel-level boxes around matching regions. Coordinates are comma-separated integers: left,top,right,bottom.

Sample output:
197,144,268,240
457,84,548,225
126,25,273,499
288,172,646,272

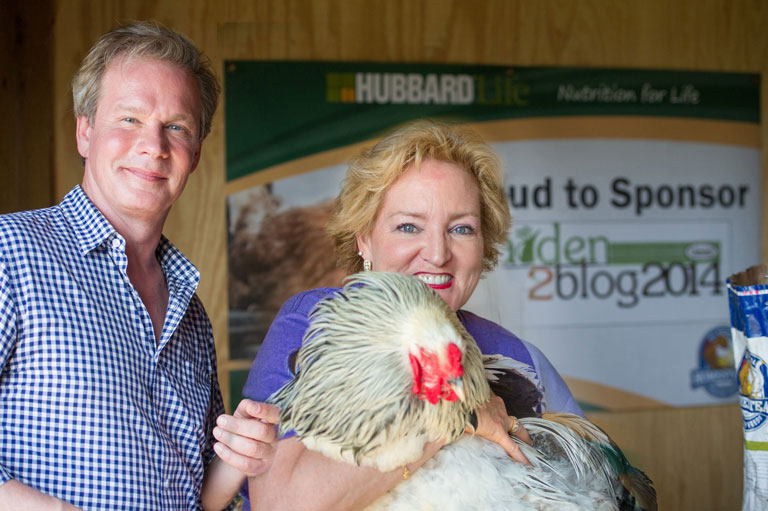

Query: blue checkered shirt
0,186,224,509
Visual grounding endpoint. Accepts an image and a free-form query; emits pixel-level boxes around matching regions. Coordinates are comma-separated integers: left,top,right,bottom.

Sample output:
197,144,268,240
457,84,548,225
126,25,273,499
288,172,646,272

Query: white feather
271,272,653,510
366,435,618,511
483,354,540,386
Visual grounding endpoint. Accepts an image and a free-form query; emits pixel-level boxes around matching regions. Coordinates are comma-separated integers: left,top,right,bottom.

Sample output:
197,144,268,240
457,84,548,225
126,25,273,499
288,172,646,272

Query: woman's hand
213,399,280,476
465,393,532,465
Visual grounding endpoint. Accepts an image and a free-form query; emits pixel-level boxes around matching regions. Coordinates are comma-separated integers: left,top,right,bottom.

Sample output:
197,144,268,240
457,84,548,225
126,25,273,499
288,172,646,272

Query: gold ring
402,465,411,480
509,416,520,435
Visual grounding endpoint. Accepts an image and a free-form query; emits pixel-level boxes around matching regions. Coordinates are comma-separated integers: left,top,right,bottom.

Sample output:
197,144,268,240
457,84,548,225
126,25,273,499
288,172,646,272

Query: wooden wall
0,0,55,213
5,0,768,509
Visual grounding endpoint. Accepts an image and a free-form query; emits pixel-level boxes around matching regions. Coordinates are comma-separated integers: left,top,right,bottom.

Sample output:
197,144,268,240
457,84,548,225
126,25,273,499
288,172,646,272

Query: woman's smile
415,272,453,289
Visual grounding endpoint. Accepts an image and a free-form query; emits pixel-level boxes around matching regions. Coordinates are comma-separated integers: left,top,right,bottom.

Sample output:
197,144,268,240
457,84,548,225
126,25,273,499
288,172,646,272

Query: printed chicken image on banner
224,62,761,411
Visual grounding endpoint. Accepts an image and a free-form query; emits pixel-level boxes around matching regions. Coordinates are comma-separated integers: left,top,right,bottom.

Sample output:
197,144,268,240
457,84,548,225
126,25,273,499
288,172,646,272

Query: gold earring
359,251,372,272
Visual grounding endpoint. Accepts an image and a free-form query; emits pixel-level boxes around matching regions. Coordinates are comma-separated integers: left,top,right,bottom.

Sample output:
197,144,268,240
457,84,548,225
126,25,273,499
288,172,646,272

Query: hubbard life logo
506,222,723,308
325,71,530,106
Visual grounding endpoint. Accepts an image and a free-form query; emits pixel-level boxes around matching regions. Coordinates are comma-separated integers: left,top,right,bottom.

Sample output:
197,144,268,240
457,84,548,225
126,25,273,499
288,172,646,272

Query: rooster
269,272,656,511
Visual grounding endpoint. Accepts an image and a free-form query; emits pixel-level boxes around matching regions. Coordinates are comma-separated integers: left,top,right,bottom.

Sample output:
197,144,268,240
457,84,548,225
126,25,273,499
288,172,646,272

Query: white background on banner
229,138,761,407
468,138,761,406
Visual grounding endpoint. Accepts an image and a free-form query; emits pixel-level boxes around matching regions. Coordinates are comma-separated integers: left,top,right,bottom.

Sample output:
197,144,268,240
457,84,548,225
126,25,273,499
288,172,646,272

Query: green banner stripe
746,441,768,451
225,62,760,181
607,242,720,264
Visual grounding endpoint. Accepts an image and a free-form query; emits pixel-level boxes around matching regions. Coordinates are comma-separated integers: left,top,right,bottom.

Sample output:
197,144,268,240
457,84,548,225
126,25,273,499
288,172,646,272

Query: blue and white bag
728,264,768,510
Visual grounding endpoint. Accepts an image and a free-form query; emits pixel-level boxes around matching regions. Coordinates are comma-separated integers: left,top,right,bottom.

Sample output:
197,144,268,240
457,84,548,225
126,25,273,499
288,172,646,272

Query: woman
243,120,583,510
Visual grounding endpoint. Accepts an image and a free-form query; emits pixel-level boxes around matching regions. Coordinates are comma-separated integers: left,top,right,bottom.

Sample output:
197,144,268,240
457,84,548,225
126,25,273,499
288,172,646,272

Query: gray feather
269,271,490,471
269,271,656,510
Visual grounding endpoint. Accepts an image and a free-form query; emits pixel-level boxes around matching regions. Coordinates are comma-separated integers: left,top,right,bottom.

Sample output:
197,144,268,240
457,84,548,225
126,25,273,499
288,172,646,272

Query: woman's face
357,159,484,311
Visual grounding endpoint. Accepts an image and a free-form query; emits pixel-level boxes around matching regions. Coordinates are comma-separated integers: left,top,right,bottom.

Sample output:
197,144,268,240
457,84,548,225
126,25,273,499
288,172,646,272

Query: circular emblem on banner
690,326,738,398
739,351,768,432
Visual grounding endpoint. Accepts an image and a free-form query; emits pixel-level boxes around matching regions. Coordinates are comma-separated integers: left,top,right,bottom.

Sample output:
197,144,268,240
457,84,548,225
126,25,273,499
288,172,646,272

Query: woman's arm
248,437,443,511
523,341,585,417
249,394,531,511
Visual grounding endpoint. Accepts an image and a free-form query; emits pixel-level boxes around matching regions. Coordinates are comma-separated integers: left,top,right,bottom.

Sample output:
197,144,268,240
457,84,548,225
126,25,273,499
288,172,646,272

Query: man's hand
212,399,280,477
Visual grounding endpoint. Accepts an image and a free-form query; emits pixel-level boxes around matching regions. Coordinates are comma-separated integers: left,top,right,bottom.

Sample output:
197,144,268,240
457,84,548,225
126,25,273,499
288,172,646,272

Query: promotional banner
225,62,761,411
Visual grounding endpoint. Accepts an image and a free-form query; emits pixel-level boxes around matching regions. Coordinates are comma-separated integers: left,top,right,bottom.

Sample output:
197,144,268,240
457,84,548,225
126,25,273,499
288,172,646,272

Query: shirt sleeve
523,341,585,417
202,312,225,468
0,249,17,484
241,290,333,442
242,290,327,403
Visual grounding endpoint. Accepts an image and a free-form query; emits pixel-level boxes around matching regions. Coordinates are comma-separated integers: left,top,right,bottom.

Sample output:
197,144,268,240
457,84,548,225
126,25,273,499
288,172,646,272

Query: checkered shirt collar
59,185,201,286
60,185,116,255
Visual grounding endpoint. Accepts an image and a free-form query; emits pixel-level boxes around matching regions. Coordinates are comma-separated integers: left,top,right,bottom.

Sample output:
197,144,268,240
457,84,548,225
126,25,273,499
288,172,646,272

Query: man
0,22,277,510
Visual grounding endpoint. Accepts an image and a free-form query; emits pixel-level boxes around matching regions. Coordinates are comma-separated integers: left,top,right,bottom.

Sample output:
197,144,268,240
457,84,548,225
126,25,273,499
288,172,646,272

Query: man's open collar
59,185,117,255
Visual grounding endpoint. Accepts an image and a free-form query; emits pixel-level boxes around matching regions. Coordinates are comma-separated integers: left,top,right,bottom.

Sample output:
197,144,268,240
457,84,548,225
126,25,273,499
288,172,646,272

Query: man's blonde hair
327,120,512,274
72,20,219,141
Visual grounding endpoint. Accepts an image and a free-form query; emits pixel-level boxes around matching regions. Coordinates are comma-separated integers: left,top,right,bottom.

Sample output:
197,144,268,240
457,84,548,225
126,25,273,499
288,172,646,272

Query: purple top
243,287,583,416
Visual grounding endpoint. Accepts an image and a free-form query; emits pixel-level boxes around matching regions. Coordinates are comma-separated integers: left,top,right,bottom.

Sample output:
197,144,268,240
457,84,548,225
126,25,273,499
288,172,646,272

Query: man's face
76,56,202,225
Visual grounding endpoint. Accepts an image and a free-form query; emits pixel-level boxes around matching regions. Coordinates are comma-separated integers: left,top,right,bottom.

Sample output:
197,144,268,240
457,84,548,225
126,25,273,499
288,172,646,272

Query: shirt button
163,478,170,488
111,238,121,249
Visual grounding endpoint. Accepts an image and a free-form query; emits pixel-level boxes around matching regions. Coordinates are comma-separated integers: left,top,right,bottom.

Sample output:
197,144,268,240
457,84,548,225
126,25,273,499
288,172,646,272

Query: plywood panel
45,1,768,509
0,1,55,213
589,403,744,510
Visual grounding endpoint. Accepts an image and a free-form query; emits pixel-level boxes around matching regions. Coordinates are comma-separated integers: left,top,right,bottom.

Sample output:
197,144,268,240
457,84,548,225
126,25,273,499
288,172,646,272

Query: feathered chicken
269,272,656,511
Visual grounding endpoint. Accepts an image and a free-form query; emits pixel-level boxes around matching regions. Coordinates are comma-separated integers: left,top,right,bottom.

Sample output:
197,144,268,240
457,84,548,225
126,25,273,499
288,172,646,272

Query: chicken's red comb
447,342,463,377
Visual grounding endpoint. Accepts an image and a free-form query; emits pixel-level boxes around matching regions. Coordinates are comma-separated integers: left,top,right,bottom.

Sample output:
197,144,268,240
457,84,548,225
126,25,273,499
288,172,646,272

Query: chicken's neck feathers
271,272,490,470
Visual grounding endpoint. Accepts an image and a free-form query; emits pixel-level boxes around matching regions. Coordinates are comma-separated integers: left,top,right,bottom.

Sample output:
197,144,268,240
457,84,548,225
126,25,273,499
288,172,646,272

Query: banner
225,62,761,410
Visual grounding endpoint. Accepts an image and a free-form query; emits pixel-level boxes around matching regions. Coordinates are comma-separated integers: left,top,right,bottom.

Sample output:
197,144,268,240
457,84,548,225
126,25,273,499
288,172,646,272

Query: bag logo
739,351,768,431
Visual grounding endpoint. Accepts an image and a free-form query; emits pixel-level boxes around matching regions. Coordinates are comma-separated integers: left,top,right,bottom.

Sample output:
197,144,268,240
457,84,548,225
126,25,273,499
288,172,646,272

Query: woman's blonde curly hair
327,119,512,275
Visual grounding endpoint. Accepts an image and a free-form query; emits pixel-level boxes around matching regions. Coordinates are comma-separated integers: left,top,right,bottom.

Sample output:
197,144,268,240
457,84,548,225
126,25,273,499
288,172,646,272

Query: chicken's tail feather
483,354,543,418
534,412,657,511
515,439,616,508
522,414,614,486
618,470,658,511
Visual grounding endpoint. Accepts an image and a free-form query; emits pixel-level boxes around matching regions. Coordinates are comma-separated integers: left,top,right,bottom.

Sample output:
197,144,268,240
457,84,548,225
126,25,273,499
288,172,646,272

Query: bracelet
402,465,410,480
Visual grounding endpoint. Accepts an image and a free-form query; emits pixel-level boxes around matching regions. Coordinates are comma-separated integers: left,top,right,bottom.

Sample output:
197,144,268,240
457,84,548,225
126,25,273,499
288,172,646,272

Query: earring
358,251,372,272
